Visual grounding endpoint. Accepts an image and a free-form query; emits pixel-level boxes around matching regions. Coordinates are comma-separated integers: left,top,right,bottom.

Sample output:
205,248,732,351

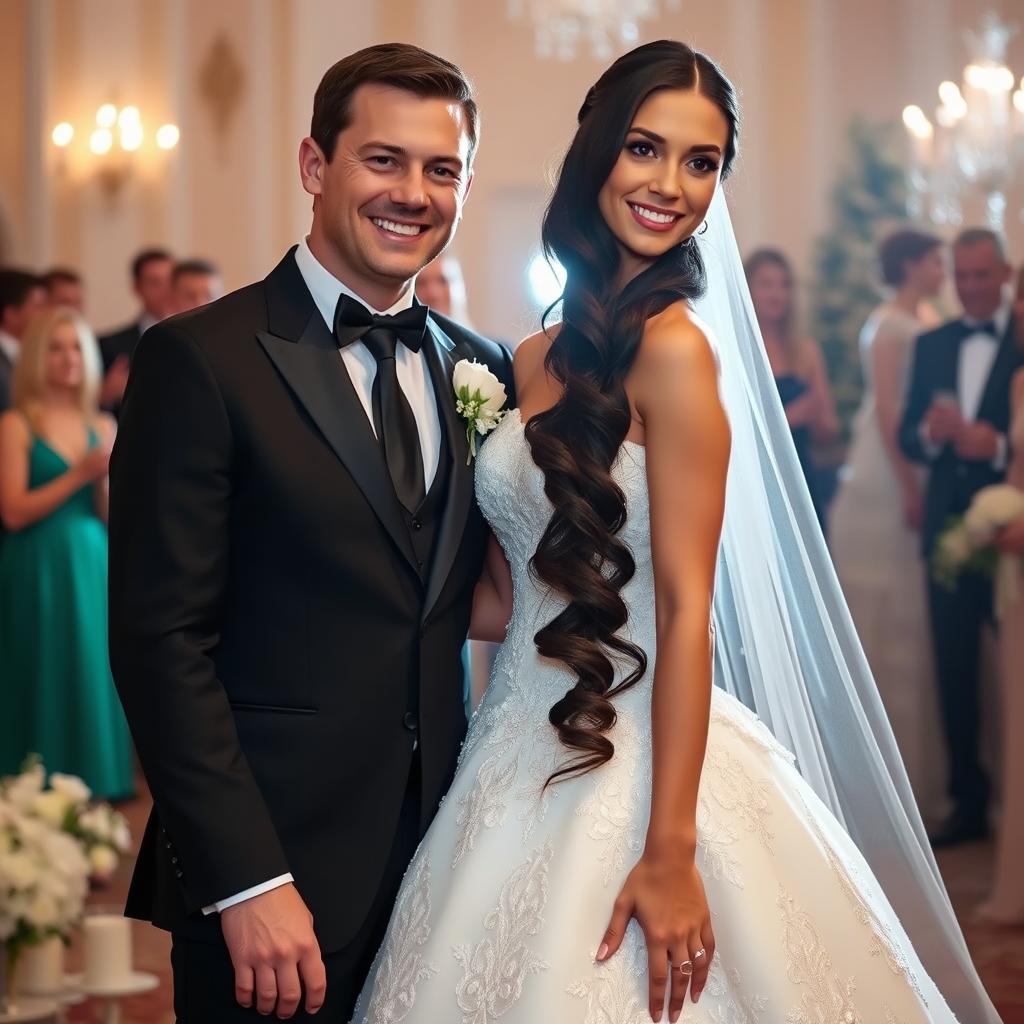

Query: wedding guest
171,258,224,314
97,248,174,413
43,267,85,312
0,269,47,411
977,264,1024,922
0,307,134,798
744,248,839,529
830,228,947,823
900,227,1022,848
415,254,474,328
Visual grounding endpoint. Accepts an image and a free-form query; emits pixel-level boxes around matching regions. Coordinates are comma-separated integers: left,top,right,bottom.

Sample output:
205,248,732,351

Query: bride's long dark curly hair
529,41,739,785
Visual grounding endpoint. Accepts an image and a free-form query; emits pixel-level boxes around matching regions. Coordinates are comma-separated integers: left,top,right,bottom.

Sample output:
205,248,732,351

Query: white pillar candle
83,914,134,989
19,936,65,993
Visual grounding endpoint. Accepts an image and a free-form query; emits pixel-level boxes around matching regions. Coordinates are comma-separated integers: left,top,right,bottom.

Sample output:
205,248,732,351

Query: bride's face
597,88,729,274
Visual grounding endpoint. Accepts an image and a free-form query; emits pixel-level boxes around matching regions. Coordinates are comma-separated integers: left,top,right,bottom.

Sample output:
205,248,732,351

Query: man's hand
923,400,963,446
954,422,1000,462
220,883,326,1019
100,355,130,408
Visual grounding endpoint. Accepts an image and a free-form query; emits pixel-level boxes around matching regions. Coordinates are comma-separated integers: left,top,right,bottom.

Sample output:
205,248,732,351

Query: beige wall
1,0,1022,335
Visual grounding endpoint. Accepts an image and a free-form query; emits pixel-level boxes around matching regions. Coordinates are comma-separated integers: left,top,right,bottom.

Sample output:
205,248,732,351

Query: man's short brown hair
311,43,479,164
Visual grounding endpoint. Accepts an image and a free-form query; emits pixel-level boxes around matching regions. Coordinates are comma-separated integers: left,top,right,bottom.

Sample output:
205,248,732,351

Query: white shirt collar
964,301,1011,340
138,312,159,335
294,237,415,331
0,329,18,364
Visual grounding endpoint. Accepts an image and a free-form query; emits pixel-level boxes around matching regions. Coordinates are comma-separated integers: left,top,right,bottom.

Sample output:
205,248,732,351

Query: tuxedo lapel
421,317,473,621
256,252,419,578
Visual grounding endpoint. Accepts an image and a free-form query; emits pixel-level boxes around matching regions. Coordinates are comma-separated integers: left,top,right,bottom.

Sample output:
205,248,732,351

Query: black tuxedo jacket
0,347,13,411
899,314,1023,556
108,250,515,952
98,321,143,371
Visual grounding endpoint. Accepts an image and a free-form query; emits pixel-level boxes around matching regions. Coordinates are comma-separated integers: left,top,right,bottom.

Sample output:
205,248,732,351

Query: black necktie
334,295,427,513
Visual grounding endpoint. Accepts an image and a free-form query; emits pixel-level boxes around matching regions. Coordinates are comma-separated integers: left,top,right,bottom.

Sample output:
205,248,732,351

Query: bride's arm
469,532,513,642
597,311,729,1022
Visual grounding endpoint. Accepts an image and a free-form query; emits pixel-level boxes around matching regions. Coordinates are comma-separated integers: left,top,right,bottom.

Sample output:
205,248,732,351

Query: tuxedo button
170,856,178,865
403,712,418,731
174,869,184,879
165,842,172,850
411,518,423,531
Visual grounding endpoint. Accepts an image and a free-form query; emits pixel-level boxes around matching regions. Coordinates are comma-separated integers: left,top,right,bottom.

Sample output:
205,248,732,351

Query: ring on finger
693,948,706,961
676,959,693,975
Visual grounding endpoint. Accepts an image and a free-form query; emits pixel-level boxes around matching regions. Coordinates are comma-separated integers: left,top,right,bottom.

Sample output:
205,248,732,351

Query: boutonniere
453,359,508,463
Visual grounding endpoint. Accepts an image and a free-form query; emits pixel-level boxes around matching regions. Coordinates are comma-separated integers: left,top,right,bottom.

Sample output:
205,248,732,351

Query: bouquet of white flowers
933,483,1024,589
0,761,132,958
0,767,91,993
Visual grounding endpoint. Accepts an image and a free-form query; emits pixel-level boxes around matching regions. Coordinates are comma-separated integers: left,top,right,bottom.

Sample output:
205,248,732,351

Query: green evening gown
0,425,134,798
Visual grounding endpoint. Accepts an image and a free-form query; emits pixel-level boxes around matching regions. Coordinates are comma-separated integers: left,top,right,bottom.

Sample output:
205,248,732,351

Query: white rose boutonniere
453,359,508,463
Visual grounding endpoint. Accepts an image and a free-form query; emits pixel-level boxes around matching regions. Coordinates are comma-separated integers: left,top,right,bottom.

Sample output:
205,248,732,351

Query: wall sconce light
51,103,180,198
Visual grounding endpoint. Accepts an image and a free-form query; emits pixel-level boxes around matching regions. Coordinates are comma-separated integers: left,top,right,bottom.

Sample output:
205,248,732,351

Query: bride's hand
597,851,715,1022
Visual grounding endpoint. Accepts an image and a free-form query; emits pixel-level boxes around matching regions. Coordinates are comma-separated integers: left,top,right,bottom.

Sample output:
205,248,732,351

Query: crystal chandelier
902,12,1024,230
508,0,679,61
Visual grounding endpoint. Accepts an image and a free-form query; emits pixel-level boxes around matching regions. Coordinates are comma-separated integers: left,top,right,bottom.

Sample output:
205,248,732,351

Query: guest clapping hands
0,308,134,798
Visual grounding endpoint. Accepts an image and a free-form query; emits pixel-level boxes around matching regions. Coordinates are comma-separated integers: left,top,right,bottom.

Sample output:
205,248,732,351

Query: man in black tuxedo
109,44,514,1021
0,269,47,411
97,248,173,413
900,227,1021,848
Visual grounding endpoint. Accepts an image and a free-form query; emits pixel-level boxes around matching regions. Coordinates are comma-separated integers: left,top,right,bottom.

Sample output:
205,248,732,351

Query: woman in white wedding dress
830,229,947,825
353,42,998,1024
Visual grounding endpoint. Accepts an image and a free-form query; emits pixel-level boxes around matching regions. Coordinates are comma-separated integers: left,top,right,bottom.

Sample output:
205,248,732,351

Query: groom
900,227,1021,848
109,44,514,1021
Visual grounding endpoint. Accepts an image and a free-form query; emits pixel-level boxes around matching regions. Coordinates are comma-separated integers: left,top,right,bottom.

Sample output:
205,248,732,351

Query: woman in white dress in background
830,228,947,825
978,266,1024,924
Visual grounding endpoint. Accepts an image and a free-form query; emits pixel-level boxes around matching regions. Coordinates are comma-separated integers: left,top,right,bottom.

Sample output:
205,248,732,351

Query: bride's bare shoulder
636,302,717,375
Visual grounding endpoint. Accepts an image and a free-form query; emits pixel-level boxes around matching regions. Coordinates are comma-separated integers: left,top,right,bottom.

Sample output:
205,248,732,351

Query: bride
353,41,999,1024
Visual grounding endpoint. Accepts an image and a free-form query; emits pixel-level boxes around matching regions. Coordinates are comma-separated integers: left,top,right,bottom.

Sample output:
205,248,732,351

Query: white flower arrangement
452,359,508,463
933,484,1024,589
0,760,132,958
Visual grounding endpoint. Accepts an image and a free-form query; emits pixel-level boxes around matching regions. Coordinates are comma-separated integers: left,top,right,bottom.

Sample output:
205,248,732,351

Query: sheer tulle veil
695,187,1000,1022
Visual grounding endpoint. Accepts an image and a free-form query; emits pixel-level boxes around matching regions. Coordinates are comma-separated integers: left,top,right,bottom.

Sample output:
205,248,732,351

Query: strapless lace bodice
474,408,657,713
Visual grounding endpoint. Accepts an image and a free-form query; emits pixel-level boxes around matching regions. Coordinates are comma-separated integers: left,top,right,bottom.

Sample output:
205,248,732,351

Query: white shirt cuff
202,874,294,915
993,434,1008,472
918,421,941,459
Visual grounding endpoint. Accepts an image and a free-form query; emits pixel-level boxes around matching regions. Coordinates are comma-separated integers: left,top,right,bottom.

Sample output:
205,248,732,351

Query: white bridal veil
695,187,1001,1023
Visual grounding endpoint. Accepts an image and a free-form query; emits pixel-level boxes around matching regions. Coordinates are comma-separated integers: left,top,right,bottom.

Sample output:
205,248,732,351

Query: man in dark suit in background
97,248,173,412
900,227,1022,848
170,257,224,314
109,44,513,1022
0,268,47,411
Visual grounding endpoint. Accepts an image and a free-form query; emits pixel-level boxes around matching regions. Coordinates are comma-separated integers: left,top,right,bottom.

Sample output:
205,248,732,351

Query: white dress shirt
920,303,1011,469
958,305,1010,421
0,329,19,365
203,243,441,916
295,236,441,487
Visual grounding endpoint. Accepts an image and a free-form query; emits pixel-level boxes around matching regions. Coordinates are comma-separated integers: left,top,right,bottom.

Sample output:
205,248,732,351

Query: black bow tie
333,294,427,353
963,319,998,338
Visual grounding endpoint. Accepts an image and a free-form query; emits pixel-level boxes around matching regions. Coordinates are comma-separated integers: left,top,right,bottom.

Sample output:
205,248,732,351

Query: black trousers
926,571,992,817
172,756,421,1023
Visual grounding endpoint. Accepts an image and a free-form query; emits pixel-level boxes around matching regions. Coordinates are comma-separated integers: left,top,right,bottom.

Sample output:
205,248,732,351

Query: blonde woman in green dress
0,307,133,798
